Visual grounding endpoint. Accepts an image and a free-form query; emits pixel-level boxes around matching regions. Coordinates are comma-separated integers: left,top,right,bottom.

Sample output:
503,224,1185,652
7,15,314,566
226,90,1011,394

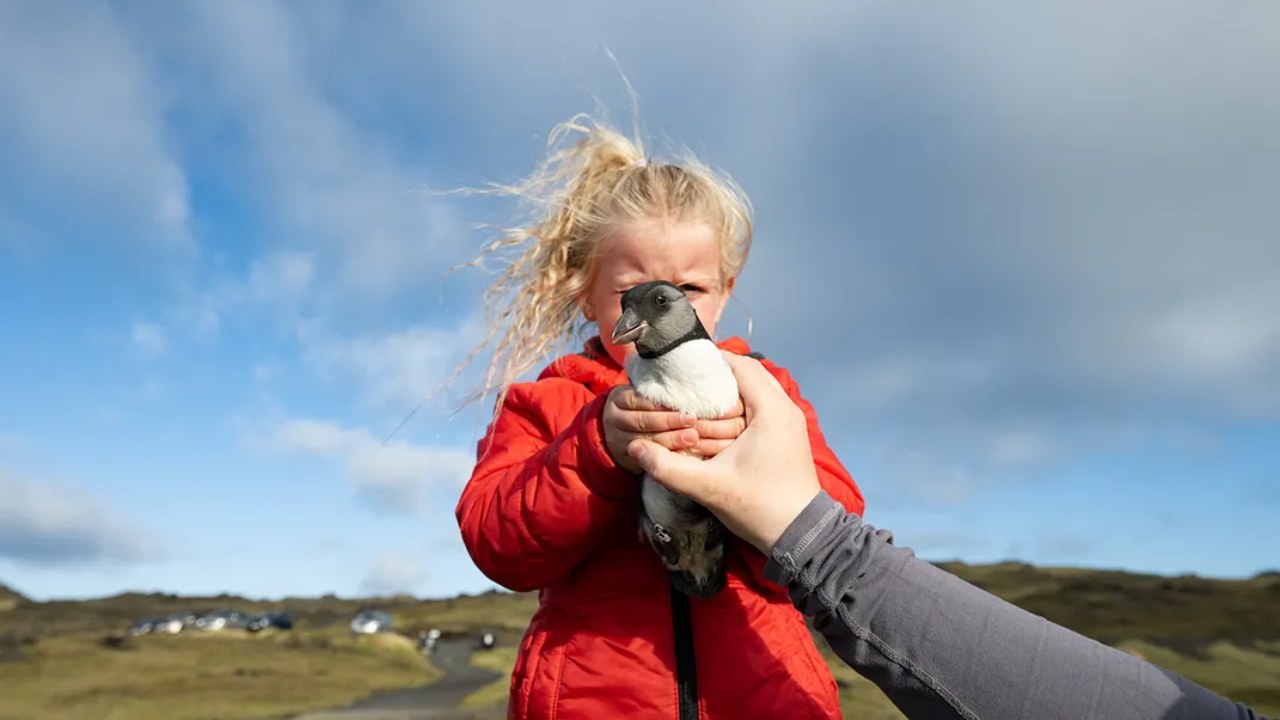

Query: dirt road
292,639,504,720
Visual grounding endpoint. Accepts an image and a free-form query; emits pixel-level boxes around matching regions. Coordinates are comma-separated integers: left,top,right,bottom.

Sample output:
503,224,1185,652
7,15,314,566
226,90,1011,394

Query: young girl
455,115,865,719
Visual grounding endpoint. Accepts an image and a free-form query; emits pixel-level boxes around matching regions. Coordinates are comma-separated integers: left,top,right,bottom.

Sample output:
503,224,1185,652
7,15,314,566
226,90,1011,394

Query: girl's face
585,220,735,367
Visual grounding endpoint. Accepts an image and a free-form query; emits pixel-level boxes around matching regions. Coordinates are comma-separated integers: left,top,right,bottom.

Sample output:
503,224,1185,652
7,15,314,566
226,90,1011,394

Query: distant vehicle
154,614,185,635
418,628,441,654
477,631,496,650
350,610,393,635
247,612,293,633
194,612,227,631
194,610,248,631
130,617,160,636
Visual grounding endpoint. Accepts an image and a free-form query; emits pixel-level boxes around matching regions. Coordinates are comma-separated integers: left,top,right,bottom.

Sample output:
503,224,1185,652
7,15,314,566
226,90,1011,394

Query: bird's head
610,281,710,359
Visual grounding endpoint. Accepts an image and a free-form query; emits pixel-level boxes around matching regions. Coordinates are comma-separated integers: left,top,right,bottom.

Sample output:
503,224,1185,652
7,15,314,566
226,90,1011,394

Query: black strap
670,587,698,720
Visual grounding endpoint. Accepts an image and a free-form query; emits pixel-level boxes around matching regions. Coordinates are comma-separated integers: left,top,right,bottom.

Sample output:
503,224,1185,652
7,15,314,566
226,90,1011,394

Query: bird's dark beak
611,307,648,345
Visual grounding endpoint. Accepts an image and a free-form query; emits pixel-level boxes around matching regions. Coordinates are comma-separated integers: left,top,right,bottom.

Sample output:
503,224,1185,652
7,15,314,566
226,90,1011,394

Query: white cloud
0,3,190,250
130,322,167,358
303,317,485,409
359,550,426,595
173,2,465,299
271,419,473,513
0,470,159,565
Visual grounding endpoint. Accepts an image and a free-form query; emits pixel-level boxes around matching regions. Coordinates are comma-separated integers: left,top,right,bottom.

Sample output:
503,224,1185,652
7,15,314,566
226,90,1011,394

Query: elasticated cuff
577,392,640,502
764,491,845,585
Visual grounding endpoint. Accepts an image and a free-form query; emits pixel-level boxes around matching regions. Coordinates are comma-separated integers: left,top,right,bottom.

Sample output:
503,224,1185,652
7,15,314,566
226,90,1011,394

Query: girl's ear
577,293,596,321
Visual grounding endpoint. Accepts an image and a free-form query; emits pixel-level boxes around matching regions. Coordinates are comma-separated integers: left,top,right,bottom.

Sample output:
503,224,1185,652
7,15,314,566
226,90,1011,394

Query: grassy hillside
0,628,434,720
1,564,1278,719
0,588,466,720
936,561,1280,644
0,582,25,612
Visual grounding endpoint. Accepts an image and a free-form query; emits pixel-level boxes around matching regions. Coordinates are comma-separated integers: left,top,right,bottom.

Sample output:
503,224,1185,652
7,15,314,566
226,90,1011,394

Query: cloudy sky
1,1,1277,601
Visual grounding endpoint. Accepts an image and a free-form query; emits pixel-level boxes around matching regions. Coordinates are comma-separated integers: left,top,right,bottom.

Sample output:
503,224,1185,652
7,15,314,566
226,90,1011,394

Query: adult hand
627,354,822,552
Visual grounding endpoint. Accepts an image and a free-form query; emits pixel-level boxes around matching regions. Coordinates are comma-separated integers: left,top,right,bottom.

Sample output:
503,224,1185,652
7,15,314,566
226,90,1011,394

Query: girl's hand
689,401,746,459
603,386,700,474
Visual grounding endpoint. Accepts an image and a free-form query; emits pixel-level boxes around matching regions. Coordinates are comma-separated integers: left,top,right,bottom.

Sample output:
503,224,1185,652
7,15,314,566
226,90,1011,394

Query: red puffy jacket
457,337,865,719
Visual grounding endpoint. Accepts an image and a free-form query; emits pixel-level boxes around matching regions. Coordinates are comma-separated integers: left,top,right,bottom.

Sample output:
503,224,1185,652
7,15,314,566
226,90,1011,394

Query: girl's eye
679,284,703,295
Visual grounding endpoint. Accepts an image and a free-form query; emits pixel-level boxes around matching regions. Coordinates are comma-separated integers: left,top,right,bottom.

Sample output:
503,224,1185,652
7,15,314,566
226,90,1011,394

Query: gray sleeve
764,492,1267,720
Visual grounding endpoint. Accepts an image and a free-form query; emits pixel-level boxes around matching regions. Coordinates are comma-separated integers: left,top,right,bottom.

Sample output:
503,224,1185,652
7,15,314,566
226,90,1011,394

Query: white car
194,610,246,631
154,615,185,635
195,615,227,631
350,610,393,635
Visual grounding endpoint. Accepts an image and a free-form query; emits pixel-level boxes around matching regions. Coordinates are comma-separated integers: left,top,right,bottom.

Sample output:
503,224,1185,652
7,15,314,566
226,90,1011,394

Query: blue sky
1,2,1277,601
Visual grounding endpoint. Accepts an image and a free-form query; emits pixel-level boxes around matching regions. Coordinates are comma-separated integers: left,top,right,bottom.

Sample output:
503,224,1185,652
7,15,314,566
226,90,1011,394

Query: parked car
247,612,293,632
194,610,248,631
130,617,160,636
350,610,393,635
154,614,186,635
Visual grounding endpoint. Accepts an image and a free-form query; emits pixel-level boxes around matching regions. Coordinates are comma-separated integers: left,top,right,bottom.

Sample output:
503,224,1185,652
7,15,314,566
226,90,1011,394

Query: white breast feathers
626,339,740,418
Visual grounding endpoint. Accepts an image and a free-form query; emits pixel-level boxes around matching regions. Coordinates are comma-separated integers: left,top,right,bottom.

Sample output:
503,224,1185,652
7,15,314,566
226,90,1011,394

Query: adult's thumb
627,439,706,497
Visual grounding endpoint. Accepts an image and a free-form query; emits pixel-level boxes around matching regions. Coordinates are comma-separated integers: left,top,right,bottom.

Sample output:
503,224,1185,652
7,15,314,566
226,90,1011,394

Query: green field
0,629,434,720
2,564,1278,719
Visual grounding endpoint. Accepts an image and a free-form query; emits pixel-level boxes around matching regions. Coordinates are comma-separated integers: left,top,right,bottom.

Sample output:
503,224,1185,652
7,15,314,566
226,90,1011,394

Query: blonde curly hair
462,114,753,412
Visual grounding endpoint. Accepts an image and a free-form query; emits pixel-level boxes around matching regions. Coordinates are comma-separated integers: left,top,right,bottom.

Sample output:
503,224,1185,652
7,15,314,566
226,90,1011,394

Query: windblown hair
461,114,753,412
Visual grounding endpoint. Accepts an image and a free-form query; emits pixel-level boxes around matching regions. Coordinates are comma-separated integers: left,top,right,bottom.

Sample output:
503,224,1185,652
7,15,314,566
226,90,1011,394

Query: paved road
293,639,505,720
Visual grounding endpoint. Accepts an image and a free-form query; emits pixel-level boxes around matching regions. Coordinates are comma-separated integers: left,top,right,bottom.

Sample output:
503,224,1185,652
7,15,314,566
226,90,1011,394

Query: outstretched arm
767,492,1267,720
630,354,1269,720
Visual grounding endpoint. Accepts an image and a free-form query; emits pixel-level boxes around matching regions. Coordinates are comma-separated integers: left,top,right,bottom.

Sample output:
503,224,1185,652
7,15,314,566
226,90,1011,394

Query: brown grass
460,647,518,710
0,627,437,720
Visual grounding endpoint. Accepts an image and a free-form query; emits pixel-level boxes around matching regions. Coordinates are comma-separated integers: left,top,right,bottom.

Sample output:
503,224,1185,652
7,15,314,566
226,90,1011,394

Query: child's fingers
616,409,695,434
692,438,733,458
694,416,746,440
642,428,700,452
613,387,671,413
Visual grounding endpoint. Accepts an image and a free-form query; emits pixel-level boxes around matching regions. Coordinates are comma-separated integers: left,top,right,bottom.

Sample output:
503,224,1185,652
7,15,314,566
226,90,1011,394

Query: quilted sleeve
455,381,639,592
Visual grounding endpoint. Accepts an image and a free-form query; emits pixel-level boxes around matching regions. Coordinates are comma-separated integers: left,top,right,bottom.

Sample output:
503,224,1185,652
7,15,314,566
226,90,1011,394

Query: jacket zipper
670,588,699,720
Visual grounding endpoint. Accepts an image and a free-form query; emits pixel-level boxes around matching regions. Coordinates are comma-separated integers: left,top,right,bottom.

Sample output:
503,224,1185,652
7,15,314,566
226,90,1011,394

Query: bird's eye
655,295,668,306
